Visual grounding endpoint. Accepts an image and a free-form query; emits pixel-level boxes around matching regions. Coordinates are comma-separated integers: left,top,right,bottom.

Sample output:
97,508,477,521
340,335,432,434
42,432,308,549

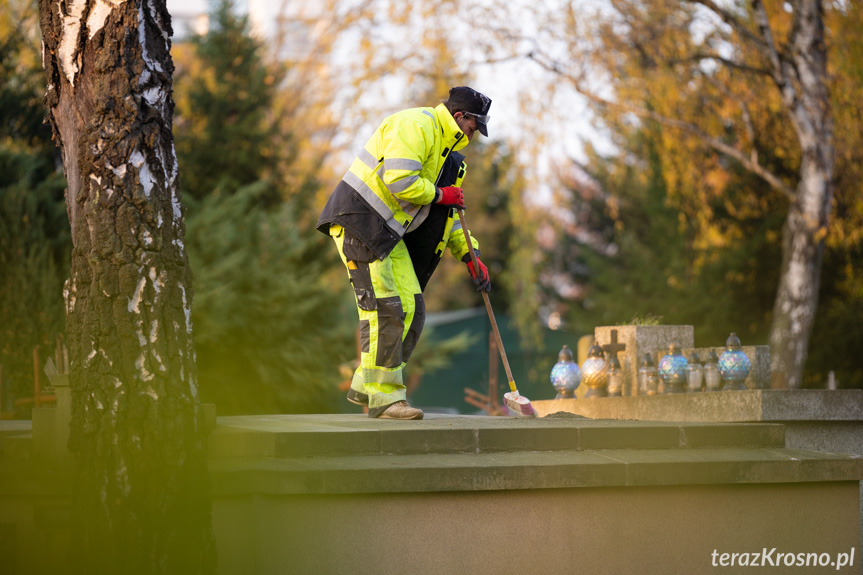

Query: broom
457,209,536,417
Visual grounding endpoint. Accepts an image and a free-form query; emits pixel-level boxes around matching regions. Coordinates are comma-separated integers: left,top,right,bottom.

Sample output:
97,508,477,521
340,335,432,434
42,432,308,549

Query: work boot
369,401,424,420
346,388,369,406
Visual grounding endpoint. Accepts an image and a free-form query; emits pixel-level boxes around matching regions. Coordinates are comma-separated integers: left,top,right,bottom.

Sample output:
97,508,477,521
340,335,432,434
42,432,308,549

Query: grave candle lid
640,353,656,369
705,349,719,365
725,332,743,350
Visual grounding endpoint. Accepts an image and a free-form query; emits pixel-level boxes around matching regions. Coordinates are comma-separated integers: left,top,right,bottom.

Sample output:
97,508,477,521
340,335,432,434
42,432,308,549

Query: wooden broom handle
456,209,518,392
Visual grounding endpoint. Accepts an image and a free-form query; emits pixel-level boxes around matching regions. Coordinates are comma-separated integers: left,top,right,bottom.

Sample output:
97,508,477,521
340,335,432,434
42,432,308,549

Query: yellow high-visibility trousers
330,225,425,409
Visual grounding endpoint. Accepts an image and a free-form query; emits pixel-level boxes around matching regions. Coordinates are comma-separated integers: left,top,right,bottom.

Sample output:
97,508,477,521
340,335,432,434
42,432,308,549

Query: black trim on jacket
316,180,402,261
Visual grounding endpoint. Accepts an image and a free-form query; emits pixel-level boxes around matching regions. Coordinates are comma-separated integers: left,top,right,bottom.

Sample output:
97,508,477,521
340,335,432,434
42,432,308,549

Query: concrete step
209,413,786,459
206,414,863,497
0,421,33,460
210,444,863,496
0,434,32,460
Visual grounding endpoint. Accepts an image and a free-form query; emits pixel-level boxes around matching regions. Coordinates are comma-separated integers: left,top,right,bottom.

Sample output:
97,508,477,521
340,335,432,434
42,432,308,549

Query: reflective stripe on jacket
317,103,469,260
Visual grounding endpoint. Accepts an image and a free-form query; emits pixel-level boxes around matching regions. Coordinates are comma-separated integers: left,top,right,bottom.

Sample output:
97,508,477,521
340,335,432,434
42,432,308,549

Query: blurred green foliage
175,0,353,413
560,106,861,388
173,0,285,204
0,151,69,405
2,0,514,415
0,0,70,408
13,0,857,412
568,129,783,348
184,184,349,414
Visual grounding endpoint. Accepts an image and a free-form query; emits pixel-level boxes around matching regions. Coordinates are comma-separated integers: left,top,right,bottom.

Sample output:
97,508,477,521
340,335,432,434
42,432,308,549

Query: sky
163,0,609,201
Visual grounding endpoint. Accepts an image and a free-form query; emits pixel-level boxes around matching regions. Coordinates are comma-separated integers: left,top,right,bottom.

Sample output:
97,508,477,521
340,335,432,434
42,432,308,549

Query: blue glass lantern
581,344,608,398
550,345,581,399
718,333,751,390
658,341,688,394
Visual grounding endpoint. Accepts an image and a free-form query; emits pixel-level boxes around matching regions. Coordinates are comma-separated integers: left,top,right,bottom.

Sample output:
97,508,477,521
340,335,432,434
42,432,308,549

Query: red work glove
462,253,491,293
435,186,465,209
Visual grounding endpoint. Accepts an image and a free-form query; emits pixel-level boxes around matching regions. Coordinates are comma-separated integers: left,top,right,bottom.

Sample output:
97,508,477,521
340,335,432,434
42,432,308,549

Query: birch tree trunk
38,0,215,572
757,0,834,389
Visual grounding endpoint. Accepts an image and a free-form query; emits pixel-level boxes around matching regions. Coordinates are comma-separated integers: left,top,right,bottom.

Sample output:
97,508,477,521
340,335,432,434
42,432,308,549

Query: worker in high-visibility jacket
317,86,492,420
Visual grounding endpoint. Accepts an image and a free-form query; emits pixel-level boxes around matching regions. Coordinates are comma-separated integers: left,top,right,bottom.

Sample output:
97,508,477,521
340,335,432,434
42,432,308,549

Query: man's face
455,112,479,142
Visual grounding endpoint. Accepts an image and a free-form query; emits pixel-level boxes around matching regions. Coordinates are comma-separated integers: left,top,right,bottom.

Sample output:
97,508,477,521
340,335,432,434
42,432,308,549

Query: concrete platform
2,413,862,575
204,414,861,575
534,389,863,571
207,413,859,495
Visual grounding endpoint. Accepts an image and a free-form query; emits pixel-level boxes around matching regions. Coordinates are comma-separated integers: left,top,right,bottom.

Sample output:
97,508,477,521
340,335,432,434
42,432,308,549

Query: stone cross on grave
601,329,626,361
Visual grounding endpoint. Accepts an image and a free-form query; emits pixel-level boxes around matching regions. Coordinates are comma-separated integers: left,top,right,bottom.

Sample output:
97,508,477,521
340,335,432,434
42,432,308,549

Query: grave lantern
600,329,627,394
718,332,751,391
550,345,581,399
686,352,703,393
581,345,609,398
658,341,688,394
703,349,721,391
638,353,658,396
607,355,623,397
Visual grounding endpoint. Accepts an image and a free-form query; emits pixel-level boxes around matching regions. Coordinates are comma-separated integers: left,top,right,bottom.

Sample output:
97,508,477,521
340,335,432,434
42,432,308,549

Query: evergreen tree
0,0,69,406
173,0,352,413
185,184,350,414
173,0,283,202
567,126,784,350
0,152,68,404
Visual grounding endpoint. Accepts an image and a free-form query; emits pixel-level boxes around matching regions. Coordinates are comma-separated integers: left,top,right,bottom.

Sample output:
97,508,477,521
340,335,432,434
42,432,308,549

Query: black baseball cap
447,86,492,137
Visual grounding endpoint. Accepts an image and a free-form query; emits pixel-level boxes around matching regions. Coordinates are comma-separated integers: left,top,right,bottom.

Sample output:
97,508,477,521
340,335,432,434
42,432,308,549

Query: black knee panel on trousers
376,296,405,368
402,294,425,362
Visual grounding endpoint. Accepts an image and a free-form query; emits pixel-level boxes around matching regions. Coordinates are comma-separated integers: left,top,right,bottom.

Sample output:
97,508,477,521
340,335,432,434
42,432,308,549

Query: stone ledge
0,434,32,460
533,389,863,422
759,389,863,420
0,421,33,435
4,414,860,498
209,446,863,496
0,459,73,496
199,414,862,498
209,414,786,457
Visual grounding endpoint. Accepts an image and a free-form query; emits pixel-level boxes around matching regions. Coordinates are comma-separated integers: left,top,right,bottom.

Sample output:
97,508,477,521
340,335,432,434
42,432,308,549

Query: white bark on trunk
39,0,214,571
758,0,833,388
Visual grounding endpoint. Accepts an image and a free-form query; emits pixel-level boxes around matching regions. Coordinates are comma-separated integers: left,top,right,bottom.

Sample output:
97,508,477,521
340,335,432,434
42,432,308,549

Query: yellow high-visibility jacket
404,150,479,291
317,103,476,261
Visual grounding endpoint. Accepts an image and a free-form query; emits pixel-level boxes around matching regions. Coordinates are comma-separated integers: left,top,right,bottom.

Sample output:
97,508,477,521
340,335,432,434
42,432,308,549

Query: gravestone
594,325,694,396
